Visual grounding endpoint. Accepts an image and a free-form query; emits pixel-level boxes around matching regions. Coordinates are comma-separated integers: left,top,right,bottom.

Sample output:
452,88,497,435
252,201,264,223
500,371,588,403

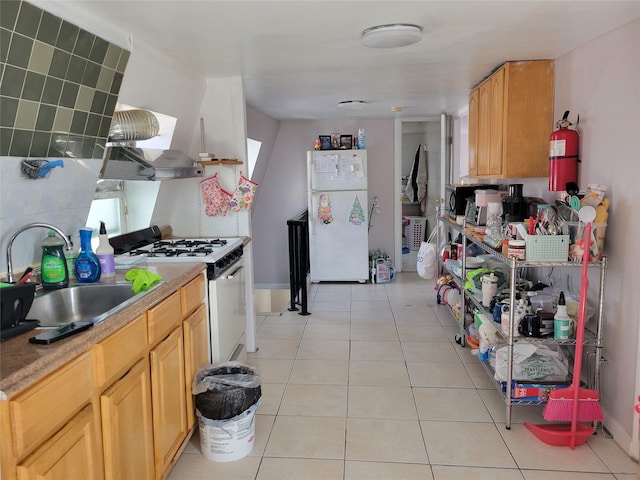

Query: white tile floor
169,272,638,480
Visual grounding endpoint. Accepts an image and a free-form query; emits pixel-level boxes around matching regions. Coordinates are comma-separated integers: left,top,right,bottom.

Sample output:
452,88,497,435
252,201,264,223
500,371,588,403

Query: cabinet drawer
181,274,206,317
94,314,148,389
147,292,181,345
10,352,93,459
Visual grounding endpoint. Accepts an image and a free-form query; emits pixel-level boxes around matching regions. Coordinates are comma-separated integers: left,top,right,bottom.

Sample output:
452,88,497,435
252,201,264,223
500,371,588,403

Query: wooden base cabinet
101,358,155,480
16,406,101,480
468,60,554,179
1,270,207,480
150,327,188,477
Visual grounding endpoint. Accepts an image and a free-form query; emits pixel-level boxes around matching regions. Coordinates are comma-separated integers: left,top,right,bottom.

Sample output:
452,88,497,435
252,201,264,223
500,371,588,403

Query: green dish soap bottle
75,228,101,283
41,230,69,290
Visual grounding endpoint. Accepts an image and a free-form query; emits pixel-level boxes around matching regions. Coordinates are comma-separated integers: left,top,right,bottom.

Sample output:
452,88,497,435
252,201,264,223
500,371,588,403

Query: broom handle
571,220,592,449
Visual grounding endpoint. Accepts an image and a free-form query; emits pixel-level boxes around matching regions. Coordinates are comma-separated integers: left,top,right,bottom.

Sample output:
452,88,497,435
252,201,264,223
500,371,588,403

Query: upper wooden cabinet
467,88,479,176
468,60,554,178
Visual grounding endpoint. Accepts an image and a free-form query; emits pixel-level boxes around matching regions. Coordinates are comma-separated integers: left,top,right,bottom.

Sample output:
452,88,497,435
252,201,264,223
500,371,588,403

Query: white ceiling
59,1,639,120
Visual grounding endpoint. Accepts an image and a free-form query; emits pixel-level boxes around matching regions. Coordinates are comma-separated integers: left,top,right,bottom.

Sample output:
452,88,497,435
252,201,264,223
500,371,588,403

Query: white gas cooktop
115,237,243,265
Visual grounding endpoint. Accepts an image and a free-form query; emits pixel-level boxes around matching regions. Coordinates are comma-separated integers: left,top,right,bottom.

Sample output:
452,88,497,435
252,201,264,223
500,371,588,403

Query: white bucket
199,403,258,462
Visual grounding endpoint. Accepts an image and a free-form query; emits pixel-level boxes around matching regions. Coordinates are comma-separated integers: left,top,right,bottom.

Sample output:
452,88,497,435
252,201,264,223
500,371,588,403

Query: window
247,138,261,179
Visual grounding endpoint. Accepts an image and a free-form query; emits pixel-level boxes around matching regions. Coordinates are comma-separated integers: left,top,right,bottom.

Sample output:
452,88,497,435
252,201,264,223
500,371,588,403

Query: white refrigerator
307,150,369,282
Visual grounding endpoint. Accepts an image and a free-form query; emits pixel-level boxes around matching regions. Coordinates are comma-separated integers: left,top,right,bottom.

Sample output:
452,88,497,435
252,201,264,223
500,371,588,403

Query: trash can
192,362,262,462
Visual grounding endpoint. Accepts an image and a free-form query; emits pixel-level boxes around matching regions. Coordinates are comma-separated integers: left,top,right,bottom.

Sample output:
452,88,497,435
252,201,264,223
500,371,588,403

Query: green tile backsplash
0,0,130,158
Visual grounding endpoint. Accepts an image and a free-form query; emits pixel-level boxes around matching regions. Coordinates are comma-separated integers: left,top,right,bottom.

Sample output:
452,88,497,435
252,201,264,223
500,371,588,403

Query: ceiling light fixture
337,100,367,108
362,23,423,48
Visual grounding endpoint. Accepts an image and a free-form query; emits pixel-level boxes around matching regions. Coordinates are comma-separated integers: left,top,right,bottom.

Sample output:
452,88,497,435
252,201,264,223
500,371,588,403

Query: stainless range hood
100,147,204,181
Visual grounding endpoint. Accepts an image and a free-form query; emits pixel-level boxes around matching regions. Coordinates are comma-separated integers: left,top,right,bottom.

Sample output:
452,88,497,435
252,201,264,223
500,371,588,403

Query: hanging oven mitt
208,188,232,216
200,173,232,216
229,173,258,212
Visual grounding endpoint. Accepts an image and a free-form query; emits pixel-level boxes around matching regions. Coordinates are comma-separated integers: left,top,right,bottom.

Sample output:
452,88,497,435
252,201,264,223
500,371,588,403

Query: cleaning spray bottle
96,221,115,278
554,291,570,340
75,228,101,283
357,128,366,149
41,230,68,290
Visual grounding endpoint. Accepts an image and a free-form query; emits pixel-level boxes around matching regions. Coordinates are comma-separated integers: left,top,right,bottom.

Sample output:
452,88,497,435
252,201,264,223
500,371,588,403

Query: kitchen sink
28,282,162,327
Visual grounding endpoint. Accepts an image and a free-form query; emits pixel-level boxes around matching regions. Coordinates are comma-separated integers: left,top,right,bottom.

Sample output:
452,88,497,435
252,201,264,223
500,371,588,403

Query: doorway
394,115,450,271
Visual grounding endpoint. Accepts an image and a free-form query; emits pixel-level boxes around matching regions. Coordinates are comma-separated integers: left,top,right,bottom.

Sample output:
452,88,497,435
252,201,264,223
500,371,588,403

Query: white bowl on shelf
458,257,485,269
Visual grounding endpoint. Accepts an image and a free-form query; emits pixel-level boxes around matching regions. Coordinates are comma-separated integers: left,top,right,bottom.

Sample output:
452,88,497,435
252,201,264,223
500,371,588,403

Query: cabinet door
150,327,187,476
16,406,101,480
488,67,505,176
183,304,209,430
101,358,154,480
502,60,554,178
467,87,479,176
477,80,492,176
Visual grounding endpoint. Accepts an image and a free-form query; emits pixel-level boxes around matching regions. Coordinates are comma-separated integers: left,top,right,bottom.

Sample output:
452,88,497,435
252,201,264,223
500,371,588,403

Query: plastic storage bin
405,216,427,251
375,259,391,283
525,235,570,261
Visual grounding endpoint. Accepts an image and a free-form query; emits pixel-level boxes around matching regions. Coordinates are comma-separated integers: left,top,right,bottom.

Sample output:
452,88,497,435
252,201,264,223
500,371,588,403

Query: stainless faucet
6,223,73,283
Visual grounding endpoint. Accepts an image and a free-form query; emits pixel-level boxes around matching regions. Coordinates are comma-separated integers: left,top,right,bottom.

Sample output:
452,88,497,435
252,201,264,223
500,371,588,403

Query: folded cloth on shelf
125,268,162,294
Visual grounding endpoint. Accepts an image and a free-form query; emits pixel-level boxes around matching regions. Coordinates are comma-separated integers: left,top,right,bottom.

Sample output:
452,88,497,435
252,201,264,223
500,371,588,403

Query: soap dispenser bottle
96,221,115,278
41,230,69,290
75,228,101,283
64,235,77,279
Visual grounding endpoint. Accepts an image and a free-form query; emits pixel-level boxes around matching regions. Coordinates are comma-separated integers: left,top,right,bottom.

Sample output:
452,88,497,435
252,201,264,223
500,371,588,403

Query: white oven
112,228,252,363
208,258,245,362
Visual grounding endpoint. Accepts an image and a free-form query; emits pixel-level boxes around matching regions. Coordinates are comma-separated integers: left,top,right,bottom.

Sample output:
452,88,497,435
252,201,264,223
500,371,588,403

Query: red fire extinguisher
548,110,579,191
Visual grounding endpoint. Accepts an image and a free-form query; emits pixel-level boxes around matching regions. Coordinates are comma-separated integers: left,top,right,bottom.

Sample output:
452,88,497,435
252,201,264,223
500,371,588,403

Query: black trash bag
192,362,262,420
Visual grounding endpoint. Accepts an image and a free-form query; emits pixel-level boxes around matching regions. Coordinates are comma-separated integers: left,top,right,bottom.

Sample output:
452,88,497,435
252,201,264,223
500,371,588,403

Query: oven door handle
222,265,244,279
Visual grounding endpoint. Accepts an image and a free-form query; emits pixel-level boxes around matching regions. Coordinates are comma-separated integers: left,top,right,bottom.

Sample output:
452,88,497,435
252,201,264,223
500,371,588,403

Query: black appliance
0,283,39,341
502,184,527,223
445,185,490,219
501,184,546,223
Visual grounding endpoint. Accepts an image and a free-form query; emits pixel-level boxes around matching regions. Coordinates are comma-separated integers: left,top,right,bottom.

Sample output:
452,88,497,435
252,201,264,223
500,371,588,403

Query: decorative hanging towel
229,172,259,212
317,193,333,224
348,194,366,225
200,174,233,216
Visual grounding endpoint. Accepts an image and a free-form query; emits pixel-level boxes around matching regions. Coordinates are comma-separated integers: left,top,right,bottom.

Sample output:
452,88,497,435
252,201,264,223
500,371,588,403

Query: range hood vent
100,147,204,181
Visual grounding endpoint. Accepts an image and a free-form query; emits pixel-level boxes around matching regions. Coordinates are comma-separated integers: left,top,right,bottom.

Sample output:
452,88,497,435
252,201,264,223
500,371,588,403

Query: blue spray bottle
75,228,101,283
